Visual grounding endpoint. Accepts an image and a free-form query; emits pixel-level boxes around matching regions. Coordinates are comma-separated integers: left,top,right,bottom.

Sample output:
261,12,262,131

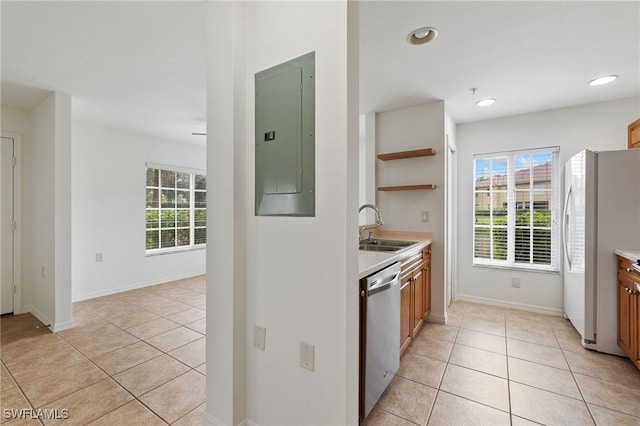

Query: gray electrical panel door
255,52,315,216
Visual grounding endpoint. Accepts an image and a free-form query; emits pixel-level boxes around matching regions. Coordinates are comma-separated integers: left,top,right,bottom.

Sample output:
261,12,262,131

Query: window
145,165,206,254
473,147,559,272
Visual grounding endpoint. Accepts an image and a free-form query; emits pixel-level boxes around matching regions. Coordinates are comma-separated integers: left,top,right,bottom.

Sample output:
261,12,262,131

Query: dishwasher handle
368,272,400,297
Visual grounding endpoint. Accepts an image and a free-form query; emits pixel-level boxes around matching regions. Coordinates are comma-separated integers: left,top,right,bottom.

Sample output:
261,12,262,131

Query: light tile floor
366,301,640,426
3,280,640,425
0,276,206,425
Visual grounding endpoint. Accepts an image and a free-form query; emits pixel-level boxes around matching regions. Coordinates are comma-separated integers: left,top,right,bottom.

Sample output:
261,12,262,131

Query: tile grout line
1,277,207,425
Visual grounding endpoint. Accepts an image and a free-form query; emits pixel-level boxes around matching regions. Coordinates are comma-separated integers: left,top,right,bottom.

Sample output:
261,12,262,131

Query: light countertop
614,249,640,263
358,230,432,279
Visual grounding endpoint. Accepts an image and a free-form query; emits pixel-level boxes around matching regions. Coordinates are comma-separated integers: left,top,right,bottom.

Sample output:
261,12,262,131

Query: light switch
300,342,315,371
254,326,266,350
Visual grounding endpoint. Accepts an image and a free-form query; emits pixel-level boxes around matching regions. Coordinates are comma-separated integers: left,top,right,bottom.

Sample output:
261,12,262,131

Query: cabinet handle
361,290,365,297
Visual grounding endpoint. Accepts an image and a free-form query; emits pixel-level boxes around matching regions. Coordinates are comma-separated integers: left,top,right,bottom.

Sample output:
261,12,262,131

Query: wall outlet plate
254,326,266,350
300,342,315,371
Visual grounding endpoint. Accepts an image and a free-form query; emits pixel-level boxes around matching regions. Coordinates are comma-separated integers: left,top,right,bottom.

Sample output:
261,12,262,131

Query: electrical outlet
512,278,520,288
254,326,266,350
421,211,430,223
96,252,104,262
300,342,315,371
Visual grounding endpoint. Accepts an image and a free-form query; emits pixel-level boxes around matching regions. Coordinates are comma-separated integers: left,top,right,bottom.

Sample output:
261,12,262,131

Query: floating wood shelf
377,148,436,161
377,184,437,191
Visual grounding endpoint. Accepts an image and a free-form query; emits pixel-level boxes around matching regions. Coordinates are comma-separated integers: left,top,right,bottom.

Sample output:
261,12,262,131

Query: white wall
6,92,73,331
71,121,206,301
359,112,376,225
456,96,640,314
205,1,358,424
53,93,73,331
1,107,30,135
376,101,447,322
444,109,457,308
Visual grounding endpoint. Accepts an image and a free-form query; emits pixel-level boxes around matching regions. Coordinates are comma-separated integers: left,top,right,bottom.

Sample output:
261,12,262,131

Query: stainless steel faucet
359,204,384,238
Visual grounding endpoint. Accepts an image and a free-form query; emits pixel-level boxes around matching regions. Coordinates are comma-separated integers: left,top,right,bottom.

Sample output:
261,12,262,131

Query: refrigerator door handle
562,184,572,270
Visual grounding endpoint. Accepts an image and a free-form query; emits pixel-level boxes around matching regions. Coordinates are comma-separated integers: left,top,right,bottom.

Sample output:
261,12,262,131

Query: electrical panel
255,52,315,216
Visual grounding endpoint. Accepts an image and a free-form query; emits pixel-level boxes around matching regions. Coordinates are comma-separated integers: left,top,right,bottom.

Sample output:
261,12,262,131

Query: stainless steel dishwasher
359,261,401,420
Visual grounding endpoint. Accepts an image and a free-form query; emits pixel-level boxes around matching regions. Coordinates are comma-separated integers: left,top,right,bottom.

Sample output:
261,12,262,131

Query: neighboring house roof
475,163,551,188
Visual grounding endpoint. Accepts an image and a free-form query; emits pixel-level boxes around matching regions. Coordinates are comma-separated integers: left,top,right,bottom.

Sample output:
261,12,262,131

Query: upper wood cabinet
629,118,640,149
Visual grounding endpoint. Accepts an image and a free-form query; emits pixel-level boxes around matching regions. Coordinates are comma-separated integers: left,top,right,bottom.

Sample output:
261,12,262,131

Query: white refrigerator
563,149,640,356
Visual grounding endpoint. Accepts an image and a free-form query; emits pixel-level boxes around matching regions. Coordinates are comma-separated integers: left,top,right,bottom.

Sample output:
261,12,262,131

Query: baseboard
24,304,53,330
427,312,447,324
455,293,564,317
202,412,223,426
72,270,206,302
202,412,258,426
21,304,75,332
52,319,75,333
202,412,257,426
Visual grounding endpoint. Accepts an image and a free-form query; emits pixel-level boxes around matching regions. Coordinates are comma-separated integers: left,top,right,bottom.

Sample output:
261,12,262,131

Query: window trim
145,163,206,255
472,147,560,273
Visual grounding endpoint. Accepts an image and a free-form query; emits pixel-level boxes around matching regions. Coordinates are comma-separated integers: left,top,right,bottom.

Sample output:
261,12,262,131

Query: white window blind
473,147,560,272
145,165,206,254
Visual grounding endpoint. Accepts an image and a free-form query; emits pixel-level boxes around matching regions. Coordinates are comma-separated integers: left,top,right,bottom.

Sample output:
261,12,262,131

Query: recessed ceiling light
407,27,438,45
475,98,496,107
588,75,618,86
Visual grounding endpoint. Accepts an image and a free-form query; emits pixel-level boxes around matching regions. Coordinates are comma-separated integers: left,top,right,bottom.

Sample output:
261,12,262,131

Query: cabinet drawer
618,257,640,281
401,253,424,274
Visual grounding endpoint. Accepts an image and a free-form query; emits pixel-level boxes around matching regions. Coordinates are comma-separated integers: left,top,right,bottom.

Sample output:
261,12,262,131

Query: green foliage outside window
475,210,551,264
145,167,206,252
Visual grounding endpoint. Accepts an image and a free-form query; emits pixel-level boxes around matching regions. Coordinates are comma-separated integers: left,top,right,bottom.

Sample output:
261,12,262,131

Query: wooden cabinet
399,243,432,355
629,118,640,149
400,272,413,354
616,256,640,370
423,244,432,319
376,148,437,192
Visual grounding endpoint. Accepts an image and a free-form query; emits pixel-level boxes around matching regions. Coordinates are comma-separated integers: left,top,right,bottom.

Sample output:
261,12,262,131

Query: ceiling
360,1,640,122
2,2,639,146
1,1,207,145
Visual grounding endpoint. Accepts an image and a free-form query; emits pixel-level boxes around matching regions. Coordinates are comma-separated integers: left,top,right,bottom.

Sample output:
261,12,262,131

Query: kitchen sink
359,239,416,252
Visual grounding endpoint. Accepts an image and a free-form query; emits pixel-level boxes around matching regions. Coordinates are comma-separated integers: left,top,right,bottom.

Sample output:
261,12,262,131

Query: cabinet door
629,118,640,149
412,268,424,337
423,256,431,319
400,275,412,355
618,273,635,358
635,294,640,368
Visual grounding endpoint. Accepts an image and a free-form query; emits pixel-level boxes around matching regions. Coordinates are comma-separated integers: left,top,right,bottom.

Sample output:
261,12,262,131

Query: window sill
146,246,206,257
473,261,560,275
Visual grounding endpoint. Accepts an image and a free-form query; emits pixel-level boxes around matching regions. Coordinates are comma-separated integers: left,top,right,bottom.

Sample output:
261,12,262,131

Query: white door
1,137,14,314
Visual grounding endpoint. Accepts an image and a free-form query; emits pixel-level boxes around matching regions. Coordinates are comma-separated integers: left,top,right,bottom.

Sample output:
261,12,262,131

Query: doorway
1,134,22,315
1,136,15,314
